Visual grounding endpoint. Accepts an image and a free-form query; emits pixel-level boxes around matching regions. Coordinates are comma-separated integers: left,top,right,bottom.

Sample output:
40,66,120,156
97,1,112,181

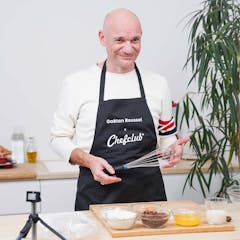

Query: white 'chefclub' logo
107,132,144,147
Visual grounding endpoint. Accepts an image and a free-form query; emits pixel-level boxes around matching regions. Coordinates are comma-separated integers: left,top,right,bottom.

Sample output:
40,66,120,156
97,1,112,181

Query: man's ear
98,30,106,46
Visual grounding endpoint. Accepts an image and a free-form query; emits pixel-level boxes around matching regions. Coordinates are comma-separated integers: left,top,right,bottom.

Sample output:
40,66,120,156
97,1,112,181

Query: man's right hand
88,156,122,185
70,148,122,185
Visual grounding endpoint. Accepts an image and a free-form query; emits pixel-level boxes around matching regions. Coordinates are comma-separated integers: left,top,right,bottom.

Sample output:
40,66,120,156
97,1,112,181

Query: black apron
75,61,166,210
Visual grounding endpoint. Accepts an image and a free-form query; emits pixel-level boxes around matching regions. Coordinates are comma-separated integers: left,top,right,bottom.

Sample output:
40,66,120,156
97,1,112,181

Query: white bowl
101,207,137,230
206,209,227,225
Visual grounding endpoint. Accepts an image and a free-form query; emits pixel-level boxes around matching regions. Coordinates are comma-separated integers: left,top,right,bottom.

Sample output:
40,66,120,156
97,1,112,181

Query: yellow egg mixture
174,213,201,226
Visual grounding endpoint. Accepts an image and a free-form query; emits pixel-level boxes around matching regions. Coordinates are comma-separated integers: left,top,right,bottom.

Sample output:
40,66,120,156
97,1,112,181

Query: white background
0,0,200,160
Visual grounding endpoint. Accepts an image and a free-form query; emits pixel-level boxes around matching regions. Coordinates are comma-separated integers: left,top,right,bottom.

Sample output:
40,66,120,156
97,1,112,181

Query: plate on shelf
0,160,17,169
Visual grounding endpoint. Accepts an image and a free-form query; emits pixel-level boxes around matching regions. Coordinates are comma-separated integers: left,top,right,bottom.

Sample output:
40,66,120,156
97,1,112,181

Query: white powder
105,208,136,220
101,207,137,229
206,210,227,225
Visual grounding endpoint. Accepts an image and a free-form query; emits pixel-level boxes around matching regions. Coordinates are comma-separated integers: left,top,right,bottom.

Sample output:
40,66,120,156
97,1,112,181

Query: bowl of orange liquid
172,208,201,227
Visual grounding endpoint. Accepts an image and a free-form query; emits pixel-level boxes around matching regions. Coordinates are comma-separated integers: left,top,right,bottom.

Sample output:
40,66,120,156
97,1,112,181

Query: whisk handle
103,165,126,176
114,165,126,171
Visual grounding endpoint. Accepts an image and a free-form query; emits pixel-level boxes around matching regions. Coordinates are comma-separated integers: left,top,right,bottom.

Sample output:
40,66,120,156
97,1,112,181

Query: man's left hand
161,136,190,168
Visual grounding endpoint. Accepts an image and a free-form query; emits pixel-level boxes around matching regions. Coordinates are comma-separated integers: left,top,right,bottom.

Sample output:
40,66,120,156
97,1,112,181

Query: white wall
0,0,200,160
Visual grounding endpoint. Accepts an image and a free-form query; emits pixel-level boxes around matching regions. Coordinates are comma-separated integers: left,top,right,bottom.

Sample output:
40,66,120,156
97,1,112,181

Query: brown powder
141,210,168,228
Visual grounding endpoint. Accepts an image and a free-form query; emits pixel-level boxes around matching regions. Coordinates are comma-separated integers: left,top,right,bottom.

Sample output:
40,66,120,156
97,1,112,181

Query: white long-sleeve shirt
50,64,177,161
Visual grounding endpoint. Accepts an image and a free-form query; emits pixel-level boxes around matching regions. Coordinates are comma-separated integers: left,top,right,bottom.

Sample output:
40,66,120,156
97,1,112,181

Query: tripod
16,191,67,240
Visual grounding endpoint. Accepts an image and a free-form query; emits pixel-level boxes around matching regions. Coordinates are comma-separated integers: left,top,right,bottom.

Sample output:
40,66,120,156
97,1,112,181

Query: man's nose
123,41,134,53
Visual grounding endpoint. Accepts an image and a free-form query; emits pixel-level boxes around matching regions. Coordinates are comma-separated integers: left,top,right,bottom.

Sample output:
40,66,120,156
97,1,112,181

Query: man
51,8,189,210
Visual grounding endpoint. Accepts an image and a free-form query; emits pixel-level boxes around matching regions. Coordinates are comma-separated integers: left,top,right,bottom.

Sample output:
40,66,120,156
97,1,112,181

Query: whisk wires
123,146,174,169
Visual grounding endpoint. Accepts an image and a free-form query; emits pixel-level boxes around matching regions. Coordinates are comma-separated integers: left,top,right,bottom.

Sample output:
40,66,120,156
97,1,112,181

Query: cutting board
0,163,36,180
90,200,235,238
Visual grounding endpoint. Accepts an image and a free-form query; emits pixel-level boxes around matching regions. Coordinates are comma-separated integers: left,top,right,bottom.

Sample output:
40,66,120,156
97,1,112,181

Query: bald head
98,8,142,73
103,8,142,35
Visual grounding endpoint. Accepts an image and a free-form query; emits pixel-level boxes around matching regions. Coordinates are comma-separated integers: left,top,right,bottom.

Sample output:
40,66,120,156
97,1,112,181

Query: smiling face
99,8,142,73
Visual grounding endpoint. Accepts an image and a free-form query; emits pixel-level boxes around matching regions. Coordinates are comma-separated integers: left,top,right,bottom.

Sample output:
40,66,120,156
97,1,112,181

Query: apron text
107,132,144,147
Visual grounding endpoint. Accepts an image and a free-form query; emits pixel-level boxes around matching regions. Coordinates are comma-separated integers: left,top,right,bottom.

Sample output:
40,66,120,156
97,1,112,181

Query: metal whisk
112,146,174,172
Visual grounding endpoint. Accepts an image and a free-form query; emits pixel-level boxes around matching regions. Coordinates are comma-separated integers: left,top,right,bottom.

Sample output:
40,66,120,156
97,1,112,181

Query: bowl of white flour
101,206,137,230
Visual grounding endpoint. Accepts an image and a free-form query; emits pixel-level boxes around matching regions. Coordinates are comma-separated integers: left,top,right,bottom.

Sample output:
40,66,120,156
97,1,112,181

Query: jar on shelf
11,129,25,163
26,137,37,163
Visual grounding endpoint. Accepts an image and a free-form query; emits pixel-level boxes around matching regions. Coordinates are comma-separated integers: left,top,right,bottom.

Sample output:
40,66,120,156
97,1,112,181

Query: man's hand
161,136,190,168
70,148,122,185
88,156,122,185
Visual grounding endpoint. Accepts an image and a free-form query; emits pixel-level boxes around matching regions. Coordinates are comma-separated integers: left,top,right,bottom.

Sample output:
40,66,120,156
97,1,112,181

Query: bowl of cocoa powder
135,205,170,228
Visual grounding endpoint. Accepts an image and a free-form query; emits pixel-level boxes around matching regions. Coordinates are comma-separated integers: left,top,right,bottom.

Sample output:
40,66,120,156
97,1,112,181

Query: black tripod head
26,191,41,203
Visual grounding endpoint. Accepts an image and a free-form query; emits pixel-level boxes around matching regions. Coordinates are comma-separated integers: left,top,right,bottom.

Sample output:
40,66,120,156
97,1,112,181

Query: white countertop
1,203,240,240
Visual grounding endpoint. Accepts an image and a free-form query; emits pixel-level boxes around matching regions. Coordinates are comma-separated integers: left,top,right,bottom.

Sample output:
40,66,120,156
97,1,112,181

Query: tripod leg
38,217,67,240
16,216,33,240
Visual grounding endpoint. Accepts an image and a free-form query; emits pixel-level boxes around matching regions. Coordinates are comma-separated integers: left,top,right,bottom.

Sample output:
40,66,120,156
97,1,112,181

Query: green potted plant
177,0,240,197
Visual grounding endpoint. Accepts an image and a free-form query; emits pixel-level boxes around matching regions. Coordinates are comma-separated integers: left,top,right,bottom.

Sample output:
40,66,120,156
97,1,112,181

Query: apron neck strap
99,60,146,102
134,62,146,99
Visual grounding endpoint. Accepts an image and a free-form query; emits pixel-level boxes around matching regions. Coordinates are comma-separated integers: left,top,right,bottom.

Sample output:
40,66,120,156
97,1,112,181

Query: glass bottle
11,129,25,163
26,137,37,163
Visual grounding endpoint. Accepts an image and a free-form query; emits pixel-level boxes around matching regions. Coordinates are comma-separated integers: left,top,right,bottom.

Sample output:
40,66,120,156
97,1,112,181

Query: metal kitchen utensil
120,147,173,169
104,145,174,175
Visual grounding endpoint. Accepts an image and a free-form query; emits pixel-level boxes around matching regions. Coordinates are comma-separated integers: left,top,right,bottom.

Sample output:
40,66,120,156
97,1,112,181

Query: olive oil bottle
26,137,37,163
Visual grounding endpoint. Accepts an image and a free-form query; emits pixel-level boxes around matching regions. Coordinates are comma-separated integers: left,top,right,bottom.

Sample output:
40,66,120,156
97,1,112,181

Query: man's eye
115,39,124,43
132,38,140,43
